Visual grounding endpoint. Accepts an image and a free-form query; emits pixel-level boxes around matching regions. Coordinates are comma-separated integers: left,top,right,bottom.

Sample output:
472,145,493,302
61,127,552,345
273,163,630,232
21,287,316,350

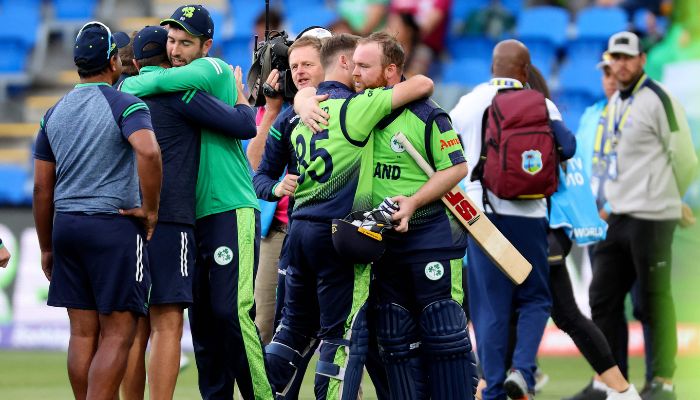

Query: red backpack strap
469,106,491,182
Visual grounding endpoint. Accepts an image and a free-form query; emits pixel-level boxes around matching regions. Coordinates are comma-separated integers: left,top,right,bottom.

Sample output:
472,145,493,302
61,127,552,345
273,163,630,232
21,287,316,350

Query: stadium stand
0,0,696,207
566,6,628,66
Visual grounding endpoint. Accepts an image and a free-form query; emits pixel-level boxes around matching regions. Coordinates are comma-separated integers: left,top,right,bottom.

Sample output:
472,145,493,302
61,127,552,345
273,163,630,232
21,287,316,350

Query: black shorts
148,222,195,306
48,212,150,315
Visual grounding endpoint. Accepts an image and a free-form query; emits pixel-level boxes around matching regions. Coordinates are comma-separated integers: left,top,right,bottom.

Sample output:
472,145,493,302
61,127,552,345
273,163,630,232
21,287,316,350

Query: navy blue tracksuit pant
189,209,272,400
468,213,551,400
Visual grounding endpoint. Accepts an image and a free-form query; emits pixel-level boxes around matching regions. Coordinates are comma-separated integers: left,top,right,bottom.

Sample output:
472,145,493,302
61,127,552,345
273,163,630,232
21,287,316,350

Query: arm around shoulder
391,74,434,109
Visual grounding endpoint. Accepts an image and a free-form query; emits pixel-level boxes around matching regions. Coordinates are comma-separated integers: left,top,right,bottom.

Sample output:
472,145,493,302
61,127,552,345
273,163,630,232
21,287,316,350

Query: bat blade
394,132,532,284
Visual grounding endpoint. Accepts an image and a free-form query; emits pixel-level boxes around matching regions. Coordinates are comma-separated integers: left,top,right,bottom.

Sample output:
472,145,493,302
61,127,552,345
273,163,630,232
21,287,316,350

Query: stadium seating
501,0,525,16
516,6,569,48
229,0,266,37
567,6,628,64
221,36,254,75
0,164,30,205
575,6,628,42
447,36,494,62
448,0,488,33
441,59,491,88
0,4,40,73
553,90,596,132
516,6,569,78
633,8,667,35
558,61,604,100
53,0,98,21
287,7,338,36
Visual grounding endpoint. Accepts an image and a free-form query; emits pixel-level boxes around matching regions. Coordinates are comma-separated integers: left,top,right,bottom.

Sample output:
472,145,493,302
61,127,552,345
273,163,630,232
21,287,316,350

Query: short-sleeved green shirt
291,81,393,221
120,57,259,218
372,99,466,224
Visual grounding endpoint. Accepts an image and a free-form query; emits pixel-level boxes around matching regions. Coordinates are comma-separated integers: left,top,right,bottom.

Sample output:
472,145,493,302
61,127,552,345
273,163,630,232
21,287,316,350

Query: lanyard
489,78,523,89
606,74,647,143
593,105,611,158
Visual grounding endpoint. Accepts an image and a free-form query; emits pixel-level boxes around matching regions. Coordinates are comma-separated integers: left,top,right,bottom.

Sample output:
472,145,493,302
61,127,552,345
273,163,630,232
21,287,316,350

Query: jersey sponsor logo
374,162,401,180
444,190,480,225
390,136,405,153
440,138,461,151
521,150,543,175
425,261,444,281
214,246,233,266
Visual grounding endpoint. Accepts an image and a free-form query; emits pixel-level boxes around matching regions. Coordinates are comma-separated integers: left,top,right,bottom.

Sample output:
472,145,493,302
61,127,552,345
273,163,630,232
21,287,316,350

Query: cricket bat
394,132,532,284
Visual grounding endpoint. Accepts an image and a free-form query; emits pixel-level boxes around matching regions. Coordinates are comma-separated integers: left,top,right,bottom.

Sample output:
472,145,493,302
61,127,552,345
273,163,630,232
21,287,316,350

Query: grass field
0,351,699,399
1,214,699,399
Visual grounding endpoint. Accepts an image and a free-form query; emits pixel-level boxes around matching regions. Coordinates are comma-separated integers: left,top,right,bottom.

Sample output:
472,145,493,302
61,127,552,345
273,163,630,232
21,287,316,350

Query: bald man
450,40,576,400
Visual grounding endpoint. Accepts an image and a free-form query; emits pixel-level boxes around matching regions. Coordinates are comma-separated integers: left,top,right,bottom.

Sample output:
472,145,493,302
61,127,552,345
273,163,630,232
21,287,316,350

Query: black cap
74,21,129,72
160,5,214,39
133,26,168,59
113,31,132,48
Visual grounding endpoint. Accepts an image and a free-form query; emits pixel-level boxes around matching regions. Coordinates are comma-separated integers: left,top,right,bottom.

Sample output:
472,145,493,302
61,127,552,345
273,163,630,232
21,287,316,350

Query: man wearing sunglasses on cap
33,21,162,399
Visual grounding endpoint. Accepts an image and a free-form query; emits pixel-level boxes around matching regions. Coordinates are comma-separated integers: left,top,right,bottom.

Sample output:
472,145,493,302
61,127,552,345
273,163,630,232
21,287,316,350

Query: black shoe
639,382,653,398
562,381,606,400
641,381,676,400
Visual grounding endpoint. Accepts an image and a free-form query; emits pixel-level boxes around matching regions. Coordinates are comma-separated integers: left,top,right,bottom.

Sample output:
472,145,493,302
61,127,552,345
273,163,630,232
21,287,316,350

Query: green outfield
0,218,698,399
0,351,699,399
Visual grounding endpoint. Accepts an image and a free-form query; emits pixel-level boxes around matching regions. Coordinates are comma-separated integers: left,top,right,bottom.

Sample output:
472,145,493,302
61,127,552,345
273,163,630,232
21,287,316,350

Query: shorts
48,212,150,315
148,222,195,306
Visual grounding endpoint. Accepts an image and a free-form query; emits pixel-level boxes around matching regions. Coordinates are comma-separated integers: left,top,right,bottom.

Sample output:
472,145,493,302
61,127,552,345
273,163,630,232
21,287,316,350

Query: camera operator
248,29,328,400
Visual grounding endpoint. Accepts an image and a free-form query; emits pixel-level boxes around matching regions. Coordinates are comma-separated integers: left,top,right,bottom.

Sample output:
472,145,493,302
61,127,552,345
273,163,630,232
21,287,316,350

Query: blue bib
549,153,607,246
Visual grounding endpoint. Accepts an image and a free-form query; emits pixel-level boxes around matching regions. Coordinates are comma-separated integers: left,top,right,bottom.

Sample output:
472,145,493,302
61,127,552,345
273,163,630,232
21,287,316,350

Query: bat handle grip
394,132,435,177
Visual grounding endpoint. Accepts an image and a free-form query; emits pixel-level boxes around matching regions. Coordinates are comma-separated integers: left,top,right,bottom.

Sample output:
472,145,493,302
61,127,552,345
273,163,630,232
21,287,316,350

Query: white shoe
607,384,642,400
534,368,549,393
504,369,531,399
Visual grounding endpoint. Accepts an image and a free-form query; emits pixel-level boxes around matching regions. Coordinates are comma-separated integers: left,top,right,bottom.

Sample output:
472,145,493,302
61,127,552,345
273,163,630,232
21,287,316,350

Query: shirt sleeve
120,58,230,97
429,114,466,171
33,116,55,162
253,113,294,201
546,98,576,160
120,104,153,139
342,87,394,143
666,97,698,195
179,90,257,139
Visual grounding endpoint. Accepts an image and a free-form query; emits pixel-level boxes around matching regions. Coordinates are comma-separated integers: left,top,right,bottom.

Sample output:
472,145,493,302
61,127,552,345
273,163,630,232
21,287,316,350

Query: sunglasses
76,20,114,60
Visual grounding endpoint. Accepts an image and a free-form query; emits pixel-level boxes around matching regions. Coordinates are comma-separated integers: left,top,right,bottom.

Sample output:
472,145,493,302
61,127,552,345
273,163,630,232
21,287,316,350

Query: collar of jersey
489,78,524,89
75,82,111,88
139,65,165,75
318,80,353,94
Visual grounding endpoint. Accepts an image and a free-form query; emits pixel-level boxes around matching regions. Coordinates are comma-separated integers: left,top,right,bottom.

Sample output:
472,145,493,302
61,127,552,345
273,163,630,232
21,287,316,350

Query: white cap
298,26,332,40
608,31,641,56
596,51,612,69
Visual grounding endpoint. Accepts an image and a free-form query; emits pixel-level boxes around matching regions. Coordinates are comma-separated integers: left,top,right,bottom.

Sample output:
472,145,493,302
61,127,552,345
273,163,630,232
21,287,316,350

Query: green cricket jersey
120,57,259,218
291,81,393,221
372,99,468,259
373,99,466,224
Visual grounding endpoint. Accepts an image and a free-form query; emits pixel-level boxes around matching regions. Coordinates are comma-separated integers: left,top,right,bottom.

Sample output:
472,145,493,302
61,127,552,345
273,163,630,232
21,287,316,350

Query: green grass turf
1,352,699,399
1,212,698,399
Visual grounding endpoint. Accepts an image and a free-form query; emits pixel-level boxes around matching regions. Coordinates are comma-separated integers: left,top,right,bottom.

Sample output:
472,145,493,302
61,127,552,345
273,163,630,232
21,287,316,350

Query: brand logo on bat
444,190,480,225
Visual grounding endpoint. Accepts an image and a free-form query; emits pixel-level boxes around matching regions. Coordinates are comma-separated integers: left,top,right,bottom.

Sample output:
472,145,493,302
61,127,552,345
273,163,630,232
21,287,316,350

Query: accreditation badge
607,151,618,181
